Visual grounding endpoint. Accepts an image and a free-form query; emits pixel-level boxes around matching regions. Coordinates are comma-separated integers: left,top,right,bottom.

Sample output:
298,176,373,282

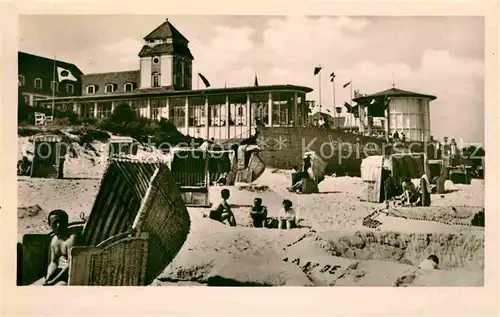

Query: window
34,78,43,89
66,84,74,94
124,82,134,92
86,85,96,95
153,57,160,64
152,72,160,87
18,75,25,86
105,83,115,93
237,106,243,117
51,81,59,92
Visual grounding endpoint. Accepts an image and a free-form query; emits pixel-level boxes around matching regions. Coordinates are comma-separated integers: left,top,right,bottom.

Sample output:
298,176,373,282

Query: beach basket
30,135,66,179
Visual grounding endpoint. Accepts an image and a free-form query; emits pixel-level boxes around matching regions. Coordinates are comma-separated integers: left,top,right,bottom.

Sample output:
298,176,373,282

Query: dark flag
254,73,259,87
343,81,351,88
330,72,336,82
314,66,322,75
344,102,352,113
198,73,211,88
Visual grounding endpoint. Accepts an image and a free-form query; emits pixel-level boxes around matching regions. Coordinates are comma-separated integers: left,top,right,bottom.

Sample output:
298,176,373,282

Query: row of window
19,75,74,94
86,82,136,95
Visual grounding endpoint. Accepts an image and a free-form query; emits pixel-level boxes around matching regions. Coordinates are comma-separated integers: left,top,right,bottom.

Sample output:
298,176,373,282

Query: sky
19,15,485,144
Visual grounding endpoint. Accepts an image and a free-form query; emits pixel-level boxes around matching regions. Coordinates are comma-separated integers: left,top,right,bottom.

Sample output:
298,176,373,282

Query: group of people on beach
209,188,297,230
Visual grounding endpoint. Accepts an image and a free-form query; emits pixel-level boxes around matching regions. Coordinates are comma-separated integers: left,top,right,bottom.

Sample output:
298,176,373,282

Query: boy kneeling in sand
40,209,78,286
209,189,237,226
250,197,268,228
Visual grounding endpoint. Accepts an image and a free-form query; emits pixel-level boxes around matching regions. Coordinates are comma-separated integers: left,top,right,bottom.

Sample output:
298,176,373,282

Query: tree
18,89,33,123
110,103,137,123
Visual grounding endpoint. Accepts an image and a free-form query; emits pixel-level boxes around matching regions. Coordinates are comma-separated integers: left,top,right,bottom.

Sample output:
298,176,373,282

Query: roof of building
81,70,140,95
353,87,437,102
39,84,314,103
18,51,83,79
143,18,189,42
138,42,194,59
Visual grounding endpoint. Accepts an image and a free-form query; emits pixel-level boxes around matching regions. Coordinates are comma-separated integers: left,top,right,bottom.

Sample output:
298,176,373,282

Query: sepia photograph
15,13,487,289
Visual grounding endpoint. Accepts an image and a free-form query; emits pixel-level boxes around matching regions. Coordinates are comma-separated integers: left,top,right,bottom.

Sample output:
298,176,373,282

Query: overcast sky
19,15,484,144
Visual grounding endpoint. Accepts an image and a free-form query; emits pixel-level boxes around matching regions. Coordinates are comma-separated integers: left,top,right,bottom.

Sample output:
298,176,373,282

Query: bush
78,129,111,146
110,103,137,123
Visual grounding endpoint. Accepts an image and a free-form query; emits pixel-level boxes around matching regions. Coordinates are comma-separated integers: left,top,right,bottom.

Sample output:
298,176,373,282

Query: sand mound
314,231,484,271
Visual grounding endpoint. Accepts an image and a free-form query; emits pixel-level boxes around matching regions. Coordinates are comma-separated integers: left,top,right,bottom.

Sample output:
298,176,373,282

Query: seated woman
278,199,296,230
249,197,268,228
287,157,313,193
37,209,78,286
209,189,237,226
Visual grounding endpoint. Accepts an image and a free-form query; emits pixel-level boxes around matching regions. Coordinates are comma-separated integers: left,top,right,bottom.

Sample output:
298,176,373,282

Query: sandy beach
17,135,485,287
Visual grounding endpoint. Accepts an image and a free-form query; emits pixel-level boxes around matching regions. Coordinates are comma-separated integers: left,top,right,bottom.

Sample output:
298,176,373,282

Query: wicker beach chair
18,158,191,286
167,148,211,207
30,135,66,179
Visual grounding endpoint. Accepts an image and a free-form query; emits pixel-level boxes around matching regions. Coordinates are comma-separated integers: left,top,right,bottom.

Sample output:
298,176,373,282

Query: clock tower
138,18,194,90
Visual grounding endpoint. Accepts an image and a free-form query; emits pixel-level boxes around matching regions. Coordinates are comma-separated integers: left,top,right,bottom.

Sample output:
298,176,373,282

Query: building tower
138,18,194,90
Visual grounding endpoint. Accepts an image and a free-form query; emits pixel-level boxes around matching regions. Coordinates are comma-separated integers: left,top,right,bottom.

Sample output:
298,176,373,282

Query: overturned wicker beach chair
18,158,191,286
234,145,266,183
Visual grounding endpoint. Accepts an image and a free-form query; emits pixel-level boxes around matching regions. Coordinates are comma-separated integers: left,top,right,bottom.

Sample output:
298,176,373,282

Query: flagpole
350,79,353,129
52,56,56,119
197,74,199,90
332,76,336,118
318,66,322,113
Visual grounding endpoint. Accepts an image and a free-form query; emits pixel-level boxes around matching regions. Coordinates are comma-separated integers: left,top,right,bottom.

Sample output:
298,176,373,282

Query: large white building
353,87,436,141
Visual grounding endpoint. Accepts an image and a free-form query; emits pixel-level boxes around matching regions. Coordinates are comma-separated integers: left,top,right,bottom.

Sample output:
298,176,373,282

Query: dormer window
51,81,59,92
34,78,42,89
66,83,74,94
166,38,173,44
152,72,160,87
18,75,25,86
105,83,116,93
124,82,135,92
86,85,96,95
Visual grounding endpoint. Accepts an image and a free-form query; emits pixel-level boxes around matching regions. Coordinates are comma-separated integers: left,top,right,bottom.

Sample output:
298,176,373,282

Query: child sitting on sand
209,189,237,226
278,199,296,230
249,197,268,228
418,254,439,270
41,209,78,286
400,177,419,206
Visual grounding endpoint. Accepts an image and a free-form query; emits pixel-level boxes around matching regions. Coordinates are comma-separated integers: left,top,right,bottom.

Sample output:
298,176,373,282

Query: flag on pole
198,73,211,88
343,81,351,88
344,102,352,113
314,66,322,75
57,66,78,82
330,72,336,82
254,73,259,87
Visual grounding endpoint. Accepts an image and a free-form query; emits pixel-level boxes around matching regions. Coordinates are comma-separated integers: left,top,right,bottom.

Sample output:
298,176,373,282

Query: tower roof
143,18,189,42
353,87,437,102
